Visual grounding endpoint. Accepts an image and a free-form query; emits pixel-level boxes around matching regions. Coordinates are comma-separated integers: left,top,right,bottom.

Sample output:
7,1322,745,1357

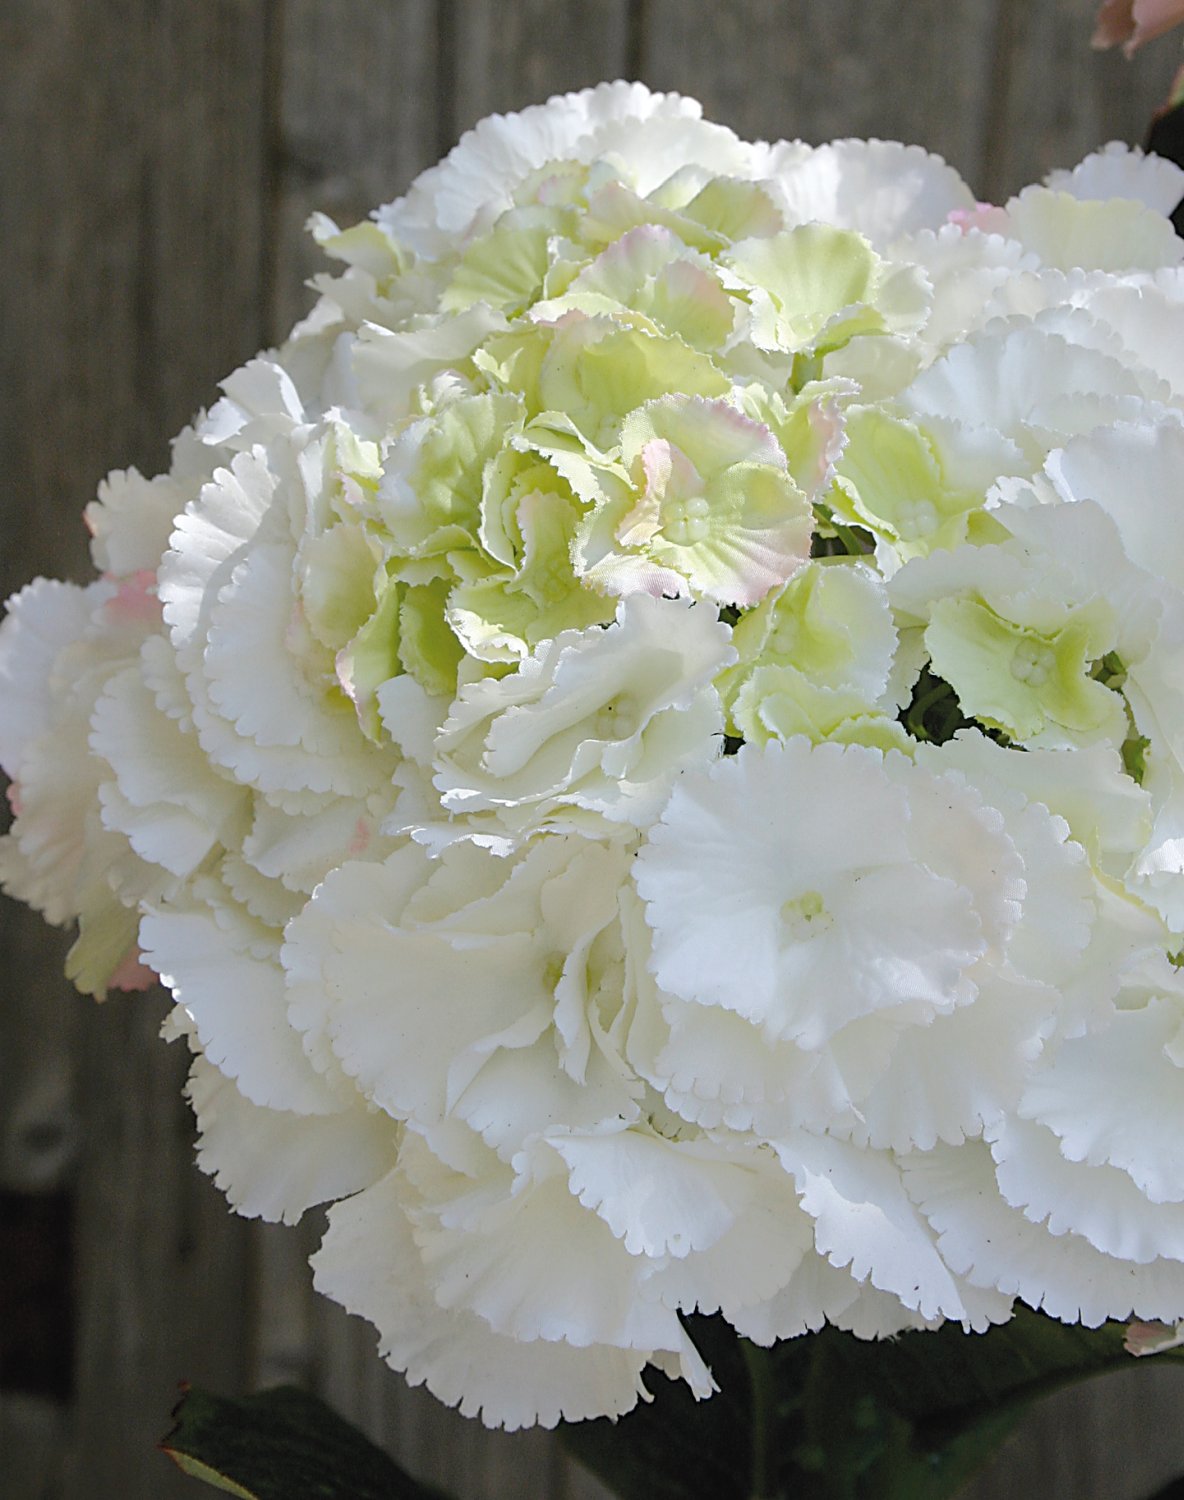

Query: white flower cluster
5,83,1184,1428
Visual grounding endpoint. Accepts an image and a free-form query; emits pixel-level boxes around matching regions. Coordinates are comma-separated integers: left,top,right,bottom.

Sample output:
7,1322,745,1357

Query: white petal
160,448,280,653
381,84,741,257
731,1250,863,1342
187,1054,397,1224
769,139,974,245
636,740,985,1048
555,1127,784,1260
850,974,1055,1152
1045,142,1184,217
990,1117,1184,1264
140,906,344,1114
0,578,103,774
285,852,557,1128
312,1169,652,1429
352,308,508,419
902,321,1162,465
905,1141,1184,1324
1002,186,1184,272
90,665,248,877
1020,999,1184,1204
85,467,185,576
405,1138,686,1353
776,1131,985,1325
450,1039,640,1159
1044,421,1184,588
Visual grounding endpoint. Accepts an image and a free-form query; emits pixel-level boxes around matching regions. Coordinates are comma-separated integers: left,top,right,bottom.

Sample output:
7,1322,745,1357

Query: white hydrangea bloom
432,593,734,842
5,82,1184,1427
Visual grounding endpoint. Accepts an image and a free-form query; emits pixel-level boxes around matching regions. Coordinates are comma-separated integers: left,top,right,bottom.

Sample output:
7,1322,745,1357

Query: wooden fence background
2,2,1184,1496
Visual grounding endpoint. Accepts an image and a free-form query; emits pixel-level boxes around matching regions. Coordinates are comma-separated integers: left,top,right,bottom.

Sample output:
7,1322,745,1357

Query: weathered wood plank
638,0,1005,193
980,0,1176,200
965,1362,1184,1500
271,0,442,341
0,1394,67,1500
447,0,633,138
0,1,272,1496
57,996,252,1500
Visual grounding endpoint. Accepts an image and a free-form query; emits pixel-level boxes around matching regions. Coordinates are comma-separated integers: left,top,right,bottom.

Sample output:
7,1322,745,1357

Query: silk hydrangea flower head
5,82,1184,1428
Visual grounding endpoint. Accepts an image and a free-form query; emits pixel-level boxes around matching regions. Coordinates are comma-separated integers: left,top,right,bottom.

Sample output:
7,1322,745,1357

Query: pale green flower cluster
4,84,1184,1428
312,151,911,688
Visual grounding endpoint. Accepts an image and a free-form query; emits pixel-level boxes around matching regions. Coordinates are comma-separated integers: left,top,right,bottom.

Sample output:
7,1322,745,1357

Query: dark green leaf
160,1383,454,1500
560,1318,752,1500
560,1311,1184,1500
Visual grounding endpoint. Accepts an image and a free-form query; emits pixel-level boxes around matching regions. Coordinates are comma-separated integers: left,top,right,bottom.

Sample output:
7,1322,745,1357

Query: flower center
780,888,832,941
594,693,640,739
661,494,711,546
524,553,571,607
1009,638,1056,687
896,498,939,538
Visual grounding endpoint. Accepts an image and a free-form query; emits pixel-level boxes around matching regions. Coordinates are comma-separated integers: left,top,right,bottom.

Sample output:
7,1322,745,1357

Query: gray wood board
1,2,271,1497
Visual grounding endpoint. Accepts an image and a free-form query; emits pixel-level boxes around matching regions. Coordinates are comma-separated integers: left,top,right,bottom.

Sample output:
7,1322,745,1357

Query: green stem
741,1338,778,1500
831,522,872,556
904,678,953,741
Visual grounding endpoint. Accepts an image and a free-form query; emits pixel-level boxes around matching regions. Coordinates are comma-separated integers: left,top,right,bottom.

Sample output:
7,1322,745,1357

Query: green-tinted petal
726,560,897,705
835,407,983,556
538,319,728,448
336,581,402,742
441,210,559,314
380,392,523,559
536,227,736,351
308,214,408,278
298,524,382,652
680,177,784,242
723,224,928,357
925,597,1127,745
733,663,910,751
399,578,465,696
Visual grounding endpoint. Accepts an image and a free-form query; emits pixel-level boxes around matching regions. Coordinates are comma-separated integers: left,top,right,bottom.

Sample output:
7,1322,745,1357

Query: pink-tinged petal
946,203,1008,235
797,388,851,500
1124,1319,1184,1355
1094,0,1184,52
346,816,372,858
1093,0,1137,48
108,947,157,993
582,395,812,608
1133,0,1184,47
101,570,160,626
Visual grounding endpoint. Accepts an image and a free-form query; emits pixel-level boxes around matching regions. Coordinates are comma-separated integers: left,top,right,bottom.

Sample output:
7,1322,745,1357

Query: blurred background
1,2,1182,1496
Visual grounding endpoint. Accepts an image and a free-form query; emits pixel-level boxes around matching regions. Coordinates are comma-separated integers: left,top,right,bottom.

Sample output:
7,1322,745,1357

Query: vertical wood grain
270,0,442,341
964,1362,1184,1500
636,0,1005,193
57,998,252,1500
979,0,1175,199
0,1,272,1496
446,0,633,138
